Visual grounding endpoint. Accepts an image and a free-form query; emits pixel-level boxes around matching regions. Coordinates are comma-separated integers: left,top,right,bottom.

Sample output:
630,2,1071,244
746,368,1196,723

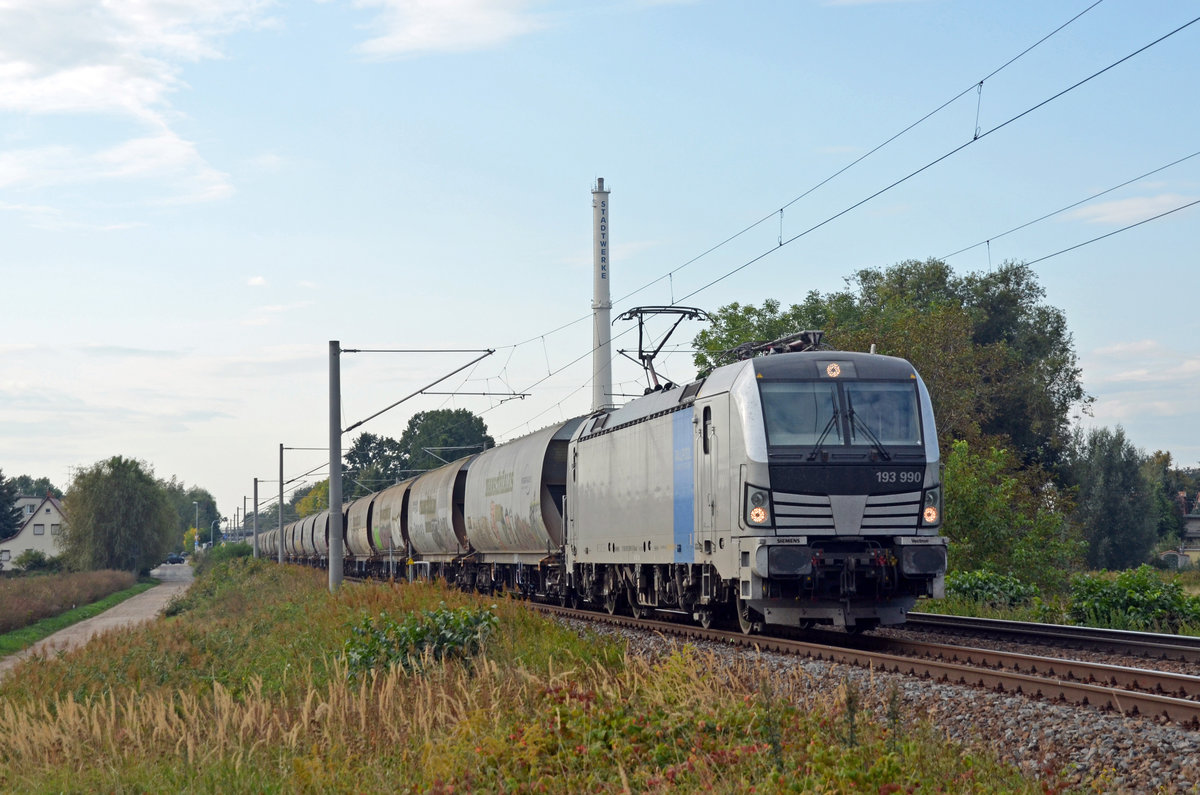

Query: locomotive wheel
736,594,763,635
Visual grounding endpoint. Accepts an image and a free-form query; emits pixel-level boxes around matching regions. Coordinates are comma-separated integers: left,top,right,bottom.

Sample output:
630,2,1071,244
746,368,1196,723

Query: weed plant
1,559,1059,793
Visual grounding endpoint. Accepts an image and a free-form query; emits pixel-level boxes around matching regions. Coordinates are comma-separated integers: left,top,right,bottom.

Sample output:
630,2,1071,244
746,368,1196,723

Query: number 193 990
875,470,921,484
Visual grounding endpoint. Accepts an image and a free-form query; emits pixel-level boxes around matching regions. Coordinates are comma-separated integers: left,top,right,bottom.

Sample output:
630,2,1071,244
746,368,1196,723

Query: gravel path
566,618,1200,794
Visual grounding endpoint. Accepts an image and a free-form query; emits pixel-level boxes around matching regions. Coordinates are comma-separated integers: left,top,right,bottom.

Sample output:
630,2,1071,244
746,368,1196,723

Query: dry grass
0,570,135,634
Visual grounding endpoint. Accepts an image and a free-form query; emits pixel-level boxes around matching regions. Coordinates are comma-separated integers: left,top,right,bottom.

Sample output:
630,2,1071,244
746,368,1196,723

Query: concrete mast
591,177,612,412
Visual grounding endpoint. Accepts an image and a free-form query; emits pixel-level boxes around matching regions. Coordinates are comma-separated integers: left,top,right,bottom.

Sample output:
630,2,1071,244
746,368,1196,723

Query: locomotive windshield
760,380,922,449
760,382,841,446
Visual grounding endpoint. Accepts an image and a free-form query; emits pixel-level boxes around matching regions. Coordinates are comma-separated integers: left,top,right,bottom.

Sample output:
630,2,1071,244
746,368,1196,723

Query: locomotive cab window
844,382,922,447
759,381,841,447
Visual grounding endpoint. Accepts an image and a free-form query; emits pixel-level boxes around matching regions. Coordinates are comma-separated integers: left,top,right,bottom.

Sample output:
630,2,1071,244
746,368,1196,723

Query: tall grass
0,570,136,634
0,559,1056,793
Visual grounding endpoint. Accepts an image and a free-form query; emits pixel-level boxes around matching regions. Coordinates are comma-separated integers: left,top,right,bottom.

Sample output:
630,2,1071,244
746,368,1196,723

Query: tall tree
61,456,177,573
1065,427,1157,570
398,409,494,474
10,474,63,499
942,440,1084,591
0,469,22,540
692,258,1089,466
159,476,218,542
343,432,407,499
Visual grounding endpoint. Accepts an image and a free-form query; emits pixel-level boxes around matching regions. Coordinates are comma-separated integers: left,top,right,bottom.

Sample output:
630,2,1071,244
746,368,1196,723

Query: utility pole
252,478,259,558
328,341,344,592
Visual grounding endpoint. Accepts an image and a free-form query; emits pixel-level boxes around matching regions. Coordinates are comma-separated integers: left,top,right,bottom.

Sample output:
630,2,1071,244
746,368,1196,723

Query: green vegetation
1,561,1056,793
1067,566,1200,633
343,602,499,677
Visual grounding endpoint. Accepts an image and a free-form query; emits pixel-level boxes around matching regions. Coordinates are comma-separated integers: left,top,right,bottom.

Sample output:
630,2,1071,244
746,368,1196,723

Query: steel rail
541,605,1200,727
905,613,1200,663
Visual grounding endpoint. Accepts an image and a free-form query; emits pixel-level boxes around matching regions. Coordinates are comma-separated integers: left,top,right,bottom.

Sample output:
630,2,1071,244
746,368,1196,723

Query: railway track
905,612,1200,663
536,603,1200,728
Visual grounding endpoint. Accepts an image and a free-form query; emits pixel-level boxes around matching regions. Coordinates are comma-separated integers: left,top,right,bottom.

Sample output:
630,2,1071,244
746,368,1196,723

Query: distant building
0,494,66,569
1176,511,1200,567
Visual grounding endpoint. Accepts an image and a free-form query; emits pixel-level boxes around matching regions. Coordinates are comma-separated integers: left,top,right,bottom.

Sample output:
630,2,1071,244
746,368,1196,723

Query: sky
2,0,1198,524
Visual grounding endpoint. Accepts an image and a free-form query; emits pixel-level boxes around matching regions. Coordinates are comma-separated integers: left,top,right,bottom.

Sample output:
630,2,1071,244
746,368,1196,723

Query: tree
943,439,1084,592
0,469,22,540
1065,427,1157,570
10,474,63,499
296,480,329,517
1142,450,1185,545
61,456,177,573
692,258,1089,466
344,432,407,499
159,476,217,544
398,409,494,474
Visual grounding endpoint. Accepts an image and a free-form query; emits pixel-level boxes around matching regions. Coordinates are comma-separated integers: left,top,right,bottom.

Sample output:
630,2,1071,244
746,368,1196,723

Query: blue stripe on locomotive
673,410,694,564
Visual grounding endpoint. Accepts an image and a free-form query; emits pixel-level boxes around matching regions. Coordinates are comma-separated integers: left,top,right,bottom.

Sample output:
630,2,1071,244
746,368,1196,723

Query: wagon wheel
604,586,619,615
736,594,762,635
626,585,646,619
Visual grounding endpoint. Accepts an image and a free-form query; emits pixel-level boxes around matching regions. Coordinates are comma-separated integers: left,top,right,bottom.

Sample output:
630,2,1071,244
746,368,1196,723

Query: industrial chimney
591,177,612,412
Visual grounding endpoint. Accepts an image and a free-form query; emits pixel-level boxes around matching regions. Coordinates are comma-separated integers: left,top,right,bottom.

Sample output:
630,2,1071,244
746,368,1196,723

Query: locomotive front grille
772,490,923,532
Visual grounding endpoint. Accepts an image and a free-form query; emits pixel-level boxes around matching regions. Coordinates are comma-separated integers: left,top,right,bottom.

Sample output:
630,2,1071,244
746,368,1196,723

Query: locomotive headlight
745,485,772,526
922,487,942,526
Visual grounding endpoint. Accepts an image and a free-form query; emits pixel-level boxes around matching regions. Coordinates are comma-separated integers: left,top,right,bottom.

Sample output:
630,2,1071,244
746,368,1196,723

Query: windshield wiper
806,410,839,461
846,394,891,461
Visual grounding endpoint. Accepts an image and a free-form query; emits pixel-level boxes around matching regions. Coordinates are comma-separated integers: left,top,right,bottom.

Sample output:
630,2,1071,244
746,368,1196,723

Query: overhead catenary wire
675,14,1200,305
941,149,1200,260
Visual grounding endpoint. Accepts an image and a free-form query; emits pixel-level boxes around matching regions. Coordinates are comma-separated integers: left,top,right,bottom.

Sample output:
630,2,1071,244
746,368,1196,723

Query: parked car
165,552,185,564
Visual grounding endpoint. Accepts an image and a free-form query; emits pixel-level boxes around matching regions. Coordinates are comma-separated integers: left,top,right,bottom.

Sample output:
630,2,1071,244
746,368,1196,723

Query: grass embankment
0,559,1060,793
0,570,153,656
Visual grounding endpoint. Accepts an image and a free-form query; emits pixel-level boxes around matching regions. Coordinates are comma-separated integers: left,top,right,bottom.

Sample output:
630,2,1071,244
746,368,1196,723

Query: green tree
61,456,177,573
296,480,329,517
159,476,217,547
398,409,494,474
692,259,1089,467
1141,450,1185,545
1065,427,1157,570
943,440,1084,592
0,469,22,540
344,432,407,499
10,474,63,499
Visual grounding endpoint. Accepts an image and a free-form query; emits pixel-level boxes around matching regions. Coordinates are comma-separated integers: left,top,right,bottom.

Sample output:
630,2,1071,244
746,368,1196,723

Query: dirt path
0,563,194,680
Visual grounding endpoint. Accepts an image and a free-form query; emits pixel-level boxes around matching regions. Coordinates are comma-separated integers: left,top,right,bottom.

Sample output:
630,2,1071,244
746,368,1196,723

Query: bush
1067,565,1200,632
945,569,1039,607
12,550,63,573
191,542,252,578
342,602,499,678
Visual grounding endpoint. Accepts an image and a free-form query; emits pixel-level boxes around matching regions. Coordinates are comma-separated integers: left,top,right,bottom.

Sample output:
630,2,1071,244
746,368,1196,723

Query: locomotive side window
844,382,922,446
702,406,712,455
759,382,840,447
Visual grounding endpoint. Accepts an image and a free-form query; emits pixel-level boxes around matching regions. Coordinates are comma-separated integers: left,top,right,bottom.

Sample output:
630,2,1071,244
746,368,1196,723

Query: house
0,494,66,569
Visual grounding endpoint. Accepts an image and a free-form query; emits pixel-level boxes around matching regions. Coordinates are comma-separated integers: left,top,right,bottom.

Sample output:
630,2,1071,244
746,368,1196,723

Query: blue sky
2,0,1197,521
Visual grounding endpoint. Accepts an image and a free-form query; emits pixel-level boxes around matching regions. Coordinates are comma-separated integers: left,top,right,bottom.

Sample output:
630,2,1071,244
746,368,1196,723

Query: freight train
262,335,947,632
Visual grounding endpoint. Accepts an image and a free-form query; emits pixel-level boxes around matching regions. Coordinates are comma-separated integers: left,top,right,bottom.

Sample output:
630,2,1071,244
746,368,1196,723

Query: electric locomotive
565,332,946,631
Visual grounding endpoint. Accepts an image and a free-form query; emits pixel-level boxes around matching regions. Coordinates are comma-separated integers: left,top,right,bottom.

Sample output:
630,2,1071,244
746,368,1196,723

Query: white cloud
0,1,271,206
352,0,549,57
248,276,268,287
1068,194,1195,225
